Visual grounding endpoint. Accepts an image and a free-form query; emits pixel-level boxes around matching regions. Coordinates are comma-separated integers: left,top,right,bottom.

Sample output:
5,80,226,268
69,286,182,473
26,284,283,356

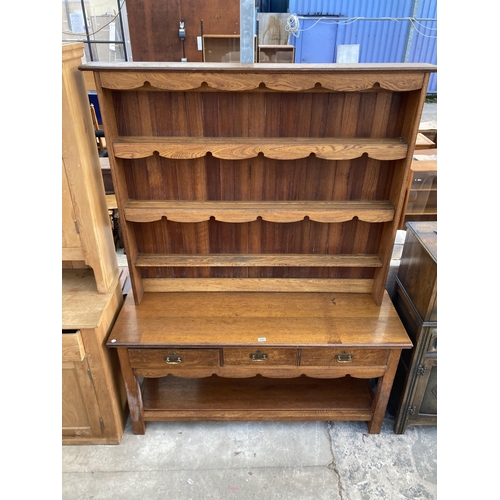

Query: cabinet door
62,335,103,440
407,355,437,424
393,325,437,434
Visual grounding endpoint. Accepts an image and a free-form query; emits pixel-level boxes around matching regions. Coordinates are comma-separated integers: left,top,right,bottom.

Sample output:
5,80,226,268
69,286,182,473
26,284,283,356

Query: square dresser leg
367,349,402,434
117,348,146,435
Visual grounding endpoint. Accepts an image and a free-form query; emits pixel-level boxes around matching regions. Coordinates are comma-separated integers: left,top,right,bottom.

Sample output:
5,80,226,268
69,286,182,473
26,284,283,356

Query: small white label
110,339,116,343
197,36,202,50
258,337,266,342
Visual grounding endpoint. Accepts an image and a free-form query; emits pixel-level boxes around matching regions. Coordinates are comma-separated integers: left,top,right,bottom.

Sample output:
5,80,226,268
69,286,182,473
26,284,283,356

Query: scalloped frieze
113,137,408,161
99,71,425,92
123,201,395,224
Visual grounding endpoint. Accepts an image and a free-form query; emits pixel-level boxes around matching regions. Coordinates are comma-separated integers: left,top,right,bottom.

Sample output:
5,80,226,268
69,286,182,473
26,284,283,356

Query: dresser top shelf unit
81,62,436,306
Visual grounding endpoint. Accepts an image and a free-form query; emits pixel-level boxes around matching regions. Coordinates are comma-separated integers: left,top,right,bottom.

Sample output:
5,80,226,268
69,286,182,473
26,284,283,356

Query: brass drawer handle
249,350,268,362
164,352,183,364
335,352,353,363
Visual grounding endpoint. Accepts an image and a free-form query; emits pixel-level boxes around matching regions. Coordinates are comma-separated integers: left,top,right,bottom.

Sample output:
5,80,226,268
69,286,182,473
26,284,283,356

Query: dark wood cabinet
391,221,437,434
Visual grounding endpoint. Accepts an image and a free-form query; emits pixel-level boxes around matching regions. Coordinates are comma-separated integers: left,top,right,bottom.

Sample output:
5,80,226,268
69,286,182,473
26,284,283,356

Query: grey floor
62,104,438,500
62,419,436,500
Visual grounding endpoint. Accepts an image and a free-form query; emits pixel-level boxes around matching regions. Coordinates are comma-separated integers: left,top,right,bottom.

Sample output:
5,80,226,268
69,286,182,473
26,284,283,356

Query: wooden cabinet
202,35,258,62
62,43,118,294
399,156,437,229
391,221,437,434
81,61,436,434
62,269,127,444
62,43,127,444
258,45,295,63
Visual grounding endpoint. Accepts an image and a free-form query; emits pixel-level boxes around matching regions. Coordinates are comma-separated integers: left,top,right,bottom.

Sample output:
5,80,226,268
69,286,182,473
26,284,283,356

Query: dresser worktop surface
107,291,411,349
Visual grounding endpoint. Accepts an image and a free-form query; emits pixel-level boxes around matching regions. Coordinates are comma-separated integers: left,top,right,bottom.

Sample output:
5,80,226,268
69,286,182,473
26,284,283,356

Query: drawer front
62,330,85,362
300,348,390,367
128,349,220,369
223,348,298,366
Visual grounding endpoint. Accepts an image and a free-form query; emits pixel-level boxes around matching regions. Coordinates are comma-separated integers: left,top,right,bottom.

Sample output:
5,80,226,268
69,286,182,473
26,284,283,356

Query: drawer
223,348,298,366
128,349,220,369
300,348,390,367
62,330,85,362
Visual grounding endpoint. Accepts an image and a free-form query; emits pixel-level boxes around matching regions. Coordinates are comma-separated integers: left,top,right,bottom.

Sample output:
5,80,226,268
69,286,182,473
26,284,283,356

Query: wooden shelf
113,136,408,161
405,209,437,216
141,375,374,421
140,278,374,293
134,253,382,268
415,133,436,150
258,45,295,64
124,200,395,223
410,159,437,172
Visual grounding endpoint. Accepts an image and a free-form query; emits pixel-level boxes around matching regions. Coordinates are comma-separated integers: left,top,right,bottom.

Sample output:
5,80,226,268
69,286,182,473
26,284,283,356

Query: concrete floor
62,419,437,500
62,104,438,500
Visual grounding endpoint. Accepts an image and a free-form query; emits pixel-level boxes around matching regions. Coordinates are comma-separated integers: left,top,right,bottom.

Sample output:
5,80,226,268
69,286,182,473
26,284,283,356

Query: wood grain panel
106,290,411,347
131,219,380,280
142,278,373,293
121,156,395,202
112,90,409,140
134,254,382,268
97,68,427,92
